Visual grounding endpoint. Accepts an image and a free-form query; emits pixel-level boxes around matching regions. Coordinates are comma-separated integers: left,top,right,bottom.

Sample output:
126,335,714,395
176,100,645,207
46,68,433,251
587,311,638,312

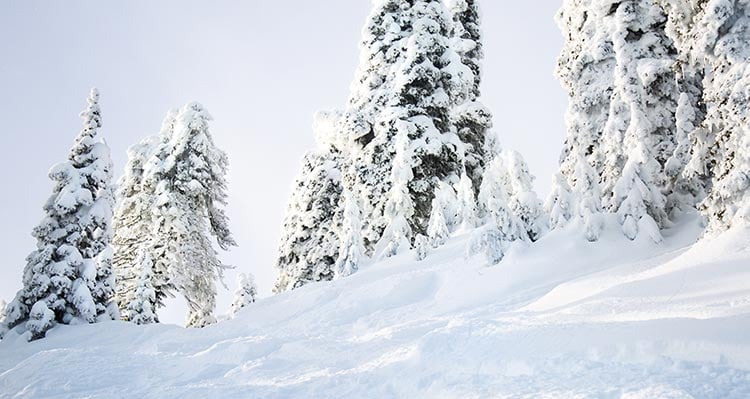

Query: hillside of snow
1,215,749,398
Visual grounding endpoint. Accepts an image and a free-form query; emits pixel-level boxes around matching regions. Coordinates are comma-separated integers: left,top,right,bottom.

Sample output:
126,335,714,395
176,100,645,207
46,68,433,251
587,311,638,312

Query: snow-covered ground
1,215,749,398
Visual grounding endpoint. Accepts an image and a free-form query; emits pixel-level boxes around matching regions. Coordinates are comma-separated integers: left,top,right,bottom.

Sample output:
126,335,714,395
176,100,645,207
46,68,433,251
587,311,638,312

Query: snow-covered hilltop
1,0,750,397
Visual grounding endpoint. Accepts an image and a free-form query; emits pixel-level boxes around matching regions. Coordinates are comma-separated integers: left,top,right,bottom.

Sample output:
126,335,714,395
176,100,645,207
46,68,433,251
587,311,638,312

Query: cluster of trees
0,91,255,340
548,0,750,242
274,0,546,293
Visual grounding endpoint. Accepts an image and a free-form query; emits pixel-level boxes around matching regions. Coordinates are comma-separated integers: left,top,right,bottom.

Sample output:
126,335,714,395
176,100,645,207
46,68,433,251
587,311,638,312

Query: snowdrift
1,216,749,398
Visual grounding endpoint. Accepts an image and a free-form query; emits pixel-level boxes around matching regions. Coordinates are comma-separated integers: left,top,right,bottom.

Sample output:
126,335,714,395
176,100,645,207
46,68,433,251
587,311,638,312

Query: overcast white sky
0,1,566,325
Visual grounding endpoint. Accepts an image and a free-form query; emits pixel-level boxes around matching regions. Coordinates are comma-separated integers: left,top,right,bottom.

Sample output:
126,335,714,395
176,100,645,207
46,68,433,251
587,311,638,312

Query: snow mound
1,216,750,398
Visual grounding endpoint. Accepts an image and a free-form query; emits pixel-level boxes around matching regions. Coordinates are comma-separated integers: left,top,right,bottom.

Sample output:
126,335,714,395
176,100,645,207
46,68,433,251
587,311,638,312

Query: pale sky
0,1,566,325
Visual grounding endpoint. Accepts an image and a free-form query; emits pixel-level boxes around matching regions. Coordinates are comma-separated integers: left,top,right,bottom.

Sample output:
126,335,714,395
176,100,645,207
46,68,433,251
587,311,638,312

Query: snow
2,213,749,397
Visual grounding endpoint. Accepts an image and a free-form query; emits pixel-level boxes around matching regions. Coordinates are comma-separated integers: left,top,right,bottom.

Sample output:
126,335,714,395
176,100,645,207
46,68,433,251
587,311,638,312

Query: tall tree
3,89,116,340
147,103,236,327
274,150,344,292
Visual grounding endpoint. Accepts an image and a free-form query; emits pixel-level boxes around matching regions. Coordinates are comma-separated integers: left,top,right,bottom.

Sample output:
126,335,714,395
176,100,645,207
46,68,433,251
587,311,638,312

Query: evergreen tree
691,0,750,232
147,103,236,327
112,132,163,320
608,0,677,241
274,150,344,292
230,273,257,318
415,234,429,261
3,89,116,340
471,156,525,264
447,0,496,191
570,150,604,241
125,250,157,325
454,171,478,232
427,191,451,248
377,121,416,258
335,184,365,279
504,151,547,242
546,173,574,230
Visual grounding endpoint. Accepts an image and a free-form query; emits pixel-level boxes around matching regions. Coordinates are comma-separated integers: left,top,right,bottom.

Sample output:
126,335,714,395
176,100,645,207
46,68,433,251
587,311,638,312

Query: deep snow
1,214,749,398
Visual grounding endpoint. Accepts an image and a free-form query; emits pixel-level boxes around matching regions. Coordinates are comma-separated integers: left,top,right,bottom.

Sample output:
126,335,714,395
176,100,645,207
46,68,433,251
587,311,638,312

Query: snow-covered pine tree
125,250,157,325
546,172,574,230
427,184,451,248
446,0,496,192
552,0,617,223
344,0,413,251
415,234,429,261
690,0,750,232
3,89,116,340
665,92,704,215
504,151,547,242
608,1,679,241
570,149,604,241
471,156,526,264
377,120,416,258
112,133,162,320
454,171,478,232
274,150,344,292
335,183,365,279
388,0,464,234
148,103,236,328
230,273,257,318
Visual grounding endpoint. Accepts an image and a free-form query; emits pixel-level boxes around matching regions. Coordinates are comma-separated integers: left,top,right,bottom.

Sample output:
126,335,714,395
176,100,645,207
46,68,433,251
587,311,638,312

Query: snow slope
1,215,750,398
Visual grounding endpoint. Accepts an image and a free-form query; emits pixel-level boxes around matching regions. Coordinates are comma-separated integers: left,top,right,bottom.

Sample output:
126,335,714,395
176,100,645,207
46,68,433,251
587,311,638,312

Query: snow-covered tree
546,173,574,230
147,103,236,328
690,0,750,232
570,150,604,241
427,187,451,248
555,0,617,189
230,273,257,318
415,234,429,261
446,0,496,191
3,89,117,340
112,131,163,319
274,150,344,292
504,151,547,242
125,250,157,325
454,171,478,232
377,121,416,258
608,1,677,241
472,156,526,264
335,185,365,279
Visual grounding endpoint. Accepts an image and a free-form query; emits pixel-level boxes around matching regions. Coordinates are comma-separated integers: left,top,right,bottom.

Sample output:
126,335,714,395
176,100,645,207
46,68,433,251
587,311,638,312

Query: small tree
427,195,450,248
230,273,257,318
335,186,365,279
505,151,546,242
455,172,478,232
546,173,573,230
125,250,157,325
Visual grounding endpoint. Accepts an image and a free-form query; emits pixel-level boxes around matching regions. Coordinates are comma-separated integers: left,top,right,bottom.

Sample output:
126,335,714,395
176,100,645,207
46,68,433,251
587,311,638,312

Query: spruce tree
546,173,574,231
504,151,547,242
454,171,478,232
427,192,451,248
125,250,157,325
3,89,116,340
230,273,257,318
274,150,344,292
471,156,525,264
335,185,365,279
112,132,163,319
377,121,416,258
691,0,750,232
147,103,236,327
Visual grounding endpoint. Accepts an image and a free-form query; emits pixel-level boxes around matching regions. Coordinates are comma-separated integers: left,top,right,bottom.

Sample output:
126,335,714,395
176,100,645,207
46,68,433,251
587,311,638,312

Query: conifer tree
377,121,416,258
546,173,574,231
3,89,116,340
125,250,157,325
427,193,450,248
471,156,525,264
505,151,547,242
335,185,365,279
230,273,257,318
274,150,344,292
454,171,478,232
112,132,162,319
147,103,236,327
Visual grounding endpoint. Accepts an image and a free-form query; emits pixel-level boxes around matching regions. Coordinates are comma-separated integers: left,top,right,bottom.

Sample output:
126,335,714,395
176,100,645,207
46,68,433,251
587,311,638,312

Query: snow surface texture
1,215,749,398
